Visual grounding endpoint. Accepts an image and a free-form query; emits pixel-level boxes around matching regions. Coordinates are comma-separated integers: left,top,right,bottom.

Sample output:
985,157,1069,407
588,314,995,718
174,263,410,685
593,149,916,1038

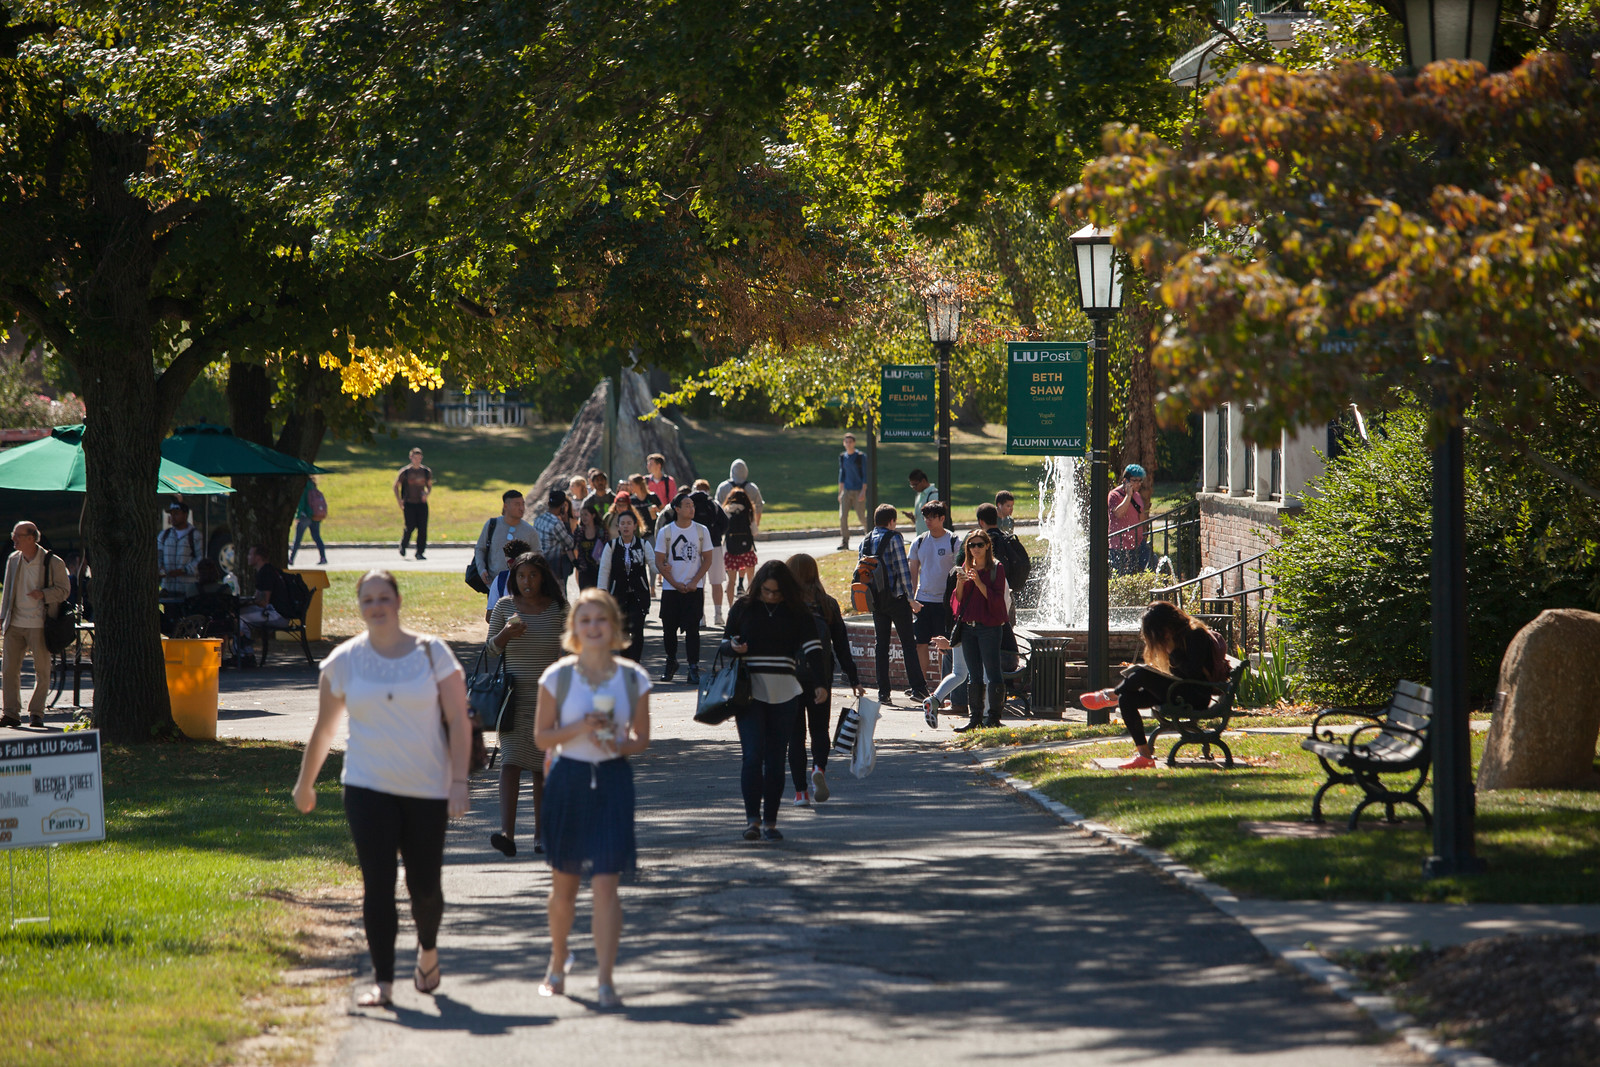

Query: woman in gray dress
487,552,567,856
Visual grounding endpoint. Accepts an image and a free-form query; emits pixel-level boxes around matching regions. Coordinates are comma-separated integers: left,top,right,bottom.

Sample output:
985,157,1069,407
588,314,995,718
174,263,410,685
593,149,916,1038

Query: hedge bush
1270,407,1599,704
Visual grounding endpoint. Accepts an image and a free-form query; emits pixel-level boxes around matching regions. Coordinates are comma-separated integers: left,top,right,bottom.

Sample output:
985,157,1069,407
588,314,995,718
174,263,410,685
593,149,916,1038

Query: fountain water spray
1030,456,1089,629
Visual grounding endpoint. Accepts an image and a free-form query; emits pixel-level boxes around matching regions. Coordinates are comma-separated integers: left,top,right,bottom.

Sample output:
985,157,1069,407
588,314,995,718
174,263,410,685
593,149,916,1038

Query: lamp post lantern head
1069,224,1124,318
923,280,962,346
1401,0,1501,68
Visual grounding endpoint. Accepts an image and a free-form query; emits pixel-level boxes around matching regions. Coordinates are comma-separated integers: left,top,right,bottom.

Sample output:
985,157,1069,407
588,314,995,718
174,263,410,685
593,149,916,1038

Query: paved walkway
323,688,1420,1066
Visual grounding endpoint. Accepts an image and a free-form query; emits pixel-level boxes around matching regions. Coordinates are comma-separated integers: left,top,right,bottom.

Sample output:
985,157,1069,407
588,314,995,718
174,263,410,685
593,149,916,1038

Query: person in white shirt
292,570,471,1009
533,588,652,1009
653,491,713,685
908,502,961,687
1,522,71,727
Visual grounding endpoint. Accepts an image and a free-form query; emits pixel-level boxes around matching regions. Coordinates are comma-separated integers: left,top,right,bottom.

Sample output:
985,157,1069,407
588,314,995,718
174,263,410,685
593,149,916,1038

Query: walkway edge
978,762,1505,1067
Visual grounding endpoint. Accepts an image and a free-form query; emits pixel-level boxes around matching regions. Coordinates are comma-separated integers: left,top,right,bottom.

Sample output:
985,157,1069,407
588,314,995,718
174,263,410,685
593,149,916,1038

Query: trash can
163,637,222,740
284,568,330,641
1028,637,1072,719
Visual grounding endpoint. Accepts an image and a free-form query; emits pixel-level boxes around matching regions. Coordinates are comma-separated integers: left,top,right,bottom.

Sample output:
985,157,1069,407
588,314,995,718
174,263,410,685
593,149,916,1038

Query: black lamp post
1397,0,1499,879
1069,224,1124,724
923,281,961,508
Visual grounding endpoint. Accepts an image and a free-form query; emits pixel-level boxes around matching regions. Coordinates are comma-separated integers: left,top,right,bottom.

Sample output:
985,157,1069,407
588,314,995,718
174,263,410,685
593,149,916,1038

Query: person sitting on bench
239,545,291,640
1080,601,1228,770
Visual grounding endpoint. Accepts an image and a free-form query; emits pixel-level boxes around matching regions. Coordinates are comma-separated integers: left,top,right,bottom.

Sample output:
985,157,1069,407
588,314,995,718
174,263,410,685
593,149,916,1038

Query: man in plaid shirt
858,504,928,706
534,488,577,587
157,500,204,632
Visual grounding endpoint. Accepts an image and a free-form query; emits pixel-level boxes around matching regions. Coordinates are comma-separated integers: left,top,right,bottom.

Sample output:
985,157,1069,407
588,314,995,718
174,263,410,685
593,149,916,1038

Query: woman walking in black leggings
722,560,826,840
1080,600,1229,769
293,569,471,1008
784,553,863,806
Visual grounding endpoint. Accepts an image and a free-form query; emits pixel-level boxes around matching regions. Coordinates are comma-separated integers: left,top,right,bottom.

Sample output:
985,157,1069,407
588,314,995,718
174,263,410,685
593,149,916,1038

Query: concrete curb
978,760,1505,1067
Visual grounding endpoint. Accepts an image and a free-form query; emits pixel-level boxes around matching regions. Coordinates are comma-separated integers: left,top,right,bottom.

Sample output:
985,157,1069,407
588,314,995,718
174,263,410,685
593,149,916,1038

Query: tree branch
1466,418,1600,506
154,313,255,430
146,197,202,239
1209,17,1274,66
4,284,75,361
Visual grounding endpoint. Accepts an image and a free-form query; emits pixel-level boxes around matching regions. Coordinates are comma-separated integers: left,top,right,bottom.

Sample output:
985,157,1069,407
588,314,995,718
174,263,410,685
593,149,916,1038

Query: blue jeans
736,699,797,824
961,622,1006,724
291,519,326,563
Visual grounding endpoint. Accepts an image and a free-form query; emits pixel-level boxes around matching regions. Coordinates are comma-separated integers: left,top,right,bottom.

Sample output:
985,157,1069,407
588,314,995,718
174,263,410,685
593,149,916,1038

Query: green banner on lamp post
878,365,935,442
1006,342,1088,455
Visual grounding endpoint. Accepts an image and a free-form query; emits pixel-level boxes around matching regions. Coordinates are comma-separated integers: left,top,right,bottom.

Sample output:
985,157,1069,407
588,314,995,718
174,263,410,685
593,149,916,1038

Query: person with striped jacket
721,560,826,842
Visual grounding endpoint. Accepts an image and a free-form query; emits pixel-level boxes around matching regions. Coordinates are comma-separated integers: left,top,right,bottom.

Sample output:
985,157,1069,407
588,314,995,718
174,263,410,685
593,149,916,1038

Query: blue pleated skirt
543,756,637,877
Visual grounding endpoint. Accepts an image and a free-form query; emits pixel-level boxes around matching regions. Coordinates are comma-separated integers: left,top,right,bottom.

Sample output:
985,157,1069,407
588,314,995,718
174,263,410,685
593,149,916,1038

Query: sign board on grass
878,365,935,442
0,730,105,850
1006,342,1088,455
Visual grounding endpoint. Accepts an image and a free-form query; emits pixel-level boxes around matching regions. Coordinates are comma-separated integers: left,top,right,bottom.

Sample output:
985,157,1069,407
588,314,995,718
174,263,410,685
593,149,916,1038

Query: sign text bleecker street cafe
1006,341,1089,456
0,730,105,850
878,365,936,442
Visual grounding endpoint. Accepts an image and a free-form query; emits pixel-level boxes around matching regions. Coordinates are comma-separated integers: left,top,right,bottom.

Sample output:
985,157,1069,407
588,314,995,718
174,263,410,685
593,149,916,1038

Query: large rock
526,370,696,512
1478,608,1600,791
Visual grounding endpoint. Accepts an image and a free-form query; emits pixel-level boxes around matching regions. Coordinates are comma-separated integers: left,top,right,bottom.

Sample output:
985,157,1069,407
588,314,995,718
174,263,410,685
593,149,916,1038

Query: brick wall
1197,492,1296,584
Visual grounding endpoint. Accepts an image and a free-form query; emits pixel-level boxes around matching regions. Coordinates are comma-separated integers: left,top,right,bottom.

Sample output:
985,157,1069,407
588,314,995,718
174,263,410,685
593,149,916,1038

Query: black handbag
464,519,496,594
694,650,751,725
465,644,514,731
41,553,75,655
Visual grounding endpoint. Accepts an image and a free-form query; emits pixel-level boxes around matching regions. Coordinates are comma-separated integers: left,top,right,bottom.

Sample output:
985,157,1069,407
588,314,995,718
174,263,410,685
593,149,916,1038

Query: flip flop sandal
414,960,441,994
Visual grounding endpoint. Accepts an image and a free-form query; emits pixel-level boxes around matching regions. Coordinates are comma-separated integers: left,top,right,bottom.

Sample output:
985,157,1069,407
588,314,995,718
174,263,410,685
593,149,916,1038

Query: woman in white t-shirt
292,570,471,1009
533,588,652,1009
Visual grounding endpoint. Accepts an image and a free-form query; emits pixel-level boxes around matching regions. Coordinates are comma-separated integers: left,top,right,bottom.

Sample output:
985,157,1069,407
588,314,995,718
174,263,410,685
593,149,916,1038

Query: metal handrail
1110,500,1202,582
1149,547,1275,657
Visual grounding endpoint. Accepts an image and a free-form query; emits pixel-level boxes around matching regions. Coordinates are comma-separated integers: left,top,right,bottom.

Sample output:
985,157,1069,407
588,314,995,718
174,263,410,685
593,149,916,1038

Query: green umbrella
0,425,234,495
161,424,326,477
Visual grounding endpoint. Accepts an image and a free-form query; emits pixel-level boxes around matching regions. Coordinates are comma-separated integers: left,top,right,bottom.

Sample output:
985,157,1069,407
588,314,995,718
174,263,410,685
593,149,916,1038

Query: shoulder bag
464,518,498,594
41,552,75,655
466,639,515,731
693,648,751,725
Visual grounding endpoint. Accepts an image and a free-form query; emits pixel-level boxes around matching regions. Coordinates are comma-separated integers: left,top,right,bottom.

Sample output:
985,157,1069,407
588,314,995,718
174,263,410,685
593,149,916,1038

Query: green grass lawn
304,418,1194,542
994,731,1600,904
0,741,355,1066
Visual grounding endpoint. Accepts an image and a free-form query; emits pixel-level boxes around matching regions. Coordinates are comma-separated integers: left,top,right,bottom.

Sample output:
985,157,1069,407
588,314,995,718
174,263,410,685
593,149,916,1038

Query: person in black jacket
596,512,653,662
722,560,826,842
785,553,864,806
1080,601,1229,770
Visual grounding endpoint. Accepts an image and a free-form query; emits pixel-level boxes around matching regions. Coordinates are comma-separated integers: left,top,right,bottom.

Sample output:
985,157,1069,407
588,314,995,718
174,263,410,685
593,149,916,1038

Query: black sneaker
685,665,701,686
399,547,407,557
660,660,678,683
877,692,894,707
762,826,783,841
414,553,426,560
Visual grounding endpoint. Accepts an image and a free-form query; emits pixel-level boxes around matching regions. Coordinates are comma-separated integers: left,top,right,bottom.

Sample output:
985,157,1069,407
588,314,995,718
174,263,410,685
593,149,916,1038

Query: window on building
1270,445,1282,501
1216,404,1229,491
1242,404,1255,494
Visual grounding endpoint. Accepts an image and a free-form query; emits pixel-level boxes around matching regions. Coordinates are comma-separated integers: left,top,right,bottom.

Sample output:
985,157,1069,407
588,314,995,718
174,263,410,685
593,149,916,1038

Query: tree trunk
1121,299,1160,481
72,132,173,741
227,360,329,577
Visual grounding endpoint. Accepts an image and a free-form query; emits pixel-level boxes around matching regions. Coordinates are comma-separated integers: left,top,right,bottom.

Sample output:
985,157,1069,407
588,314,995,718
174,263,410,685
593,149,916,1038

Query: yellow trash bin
163,637,222,740
284,568,330,641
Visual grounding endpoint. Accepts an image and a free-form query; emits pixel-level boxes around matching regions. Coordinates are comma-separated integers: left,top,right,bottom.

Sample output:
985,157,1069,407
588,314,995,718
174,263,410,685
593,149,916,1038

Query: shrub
1269,407,1599,704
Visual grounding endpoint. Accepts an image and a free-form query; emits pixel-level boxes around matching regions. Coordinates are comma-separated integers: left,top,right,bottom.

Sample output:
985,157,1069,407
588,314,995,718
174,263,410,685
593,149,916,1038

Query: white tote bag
850,694,881,779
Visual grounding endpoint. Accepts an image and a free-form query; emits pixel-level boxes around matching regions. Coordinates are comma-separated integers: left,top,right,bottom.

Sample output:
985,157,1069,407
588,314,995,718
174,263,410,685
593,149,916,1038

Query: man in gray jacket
1,522,71,727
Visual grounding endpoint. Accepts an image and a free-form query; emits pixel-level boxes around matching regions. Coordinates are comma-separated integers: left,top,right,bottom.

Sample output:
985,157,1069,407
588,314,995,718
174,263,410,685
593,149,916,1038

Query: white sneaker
713,609,724,626
810,767,829,803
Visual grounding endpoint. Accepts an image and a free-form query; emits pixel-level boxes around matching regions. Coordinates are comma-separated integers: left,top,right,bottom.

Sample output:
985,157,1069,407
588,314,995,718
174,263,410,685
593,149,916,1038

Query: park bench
1301,680,1434,831
1148,657,1247,768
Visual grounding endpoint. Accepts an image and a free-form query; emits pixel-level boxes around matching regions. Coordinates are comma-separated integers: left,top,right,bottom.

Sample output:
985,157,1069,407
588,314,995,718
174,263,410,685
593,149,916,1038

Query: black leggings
736,699,797,823
660,588,703,665
1116,667,1211,748
344,785,448,983
789,697,832,791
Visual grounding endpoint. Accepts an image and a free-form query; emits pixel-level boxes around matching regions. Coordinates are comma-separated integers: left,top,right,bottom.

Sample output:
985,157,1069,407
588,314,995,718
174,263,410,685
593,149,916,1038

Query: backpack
278,571,314,620
851,532,891,613
306,485,329,521
465,518,499,594
991,529,1031,590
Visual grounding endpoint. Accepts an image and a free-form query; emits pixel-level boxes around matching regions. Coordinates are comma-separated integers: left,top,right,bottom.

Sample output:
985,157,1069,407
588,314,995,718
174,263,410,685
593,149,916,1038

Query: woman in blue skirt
533,587,652,1008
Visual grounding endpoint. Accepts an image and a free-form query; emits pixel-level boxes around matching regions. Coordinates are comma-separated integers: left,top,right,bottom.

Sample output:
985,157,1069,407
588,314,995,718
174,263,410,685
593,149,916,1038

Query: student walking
533,589,653,1009
1080,601,1228,769
292,570,471,1008
1,521,71,728
597,512,652,663
484,540,533,616
858,505,929,705
394,448,433,559
908,502,961,690
721,487,758,611
486,553,568,857
837,433,868,550
722,561,826,840
290,477,329,566
950,531,1008,730
784,554,863,807
908,469,939,535
689,486,730,624
994,489,1017,535
645,454,677,518
474,489,537,603
714,458,764,530
653,491,713,684
535,490,578,588
573,506,608,590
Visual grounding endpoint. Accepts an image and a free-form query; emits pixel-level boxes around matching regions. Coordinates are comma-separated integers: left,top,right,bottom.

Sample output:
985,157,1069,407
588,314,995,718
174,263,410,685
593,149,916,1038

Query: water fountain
1021,455,1143,634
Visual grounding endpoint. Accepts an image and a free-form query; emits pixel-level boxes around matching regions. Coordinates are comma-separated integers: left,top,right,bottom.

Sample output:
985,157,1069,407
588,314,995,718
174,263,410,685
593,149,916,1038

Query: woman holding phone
950,532,1008,730
533,588,652,1008
292,570,470,1009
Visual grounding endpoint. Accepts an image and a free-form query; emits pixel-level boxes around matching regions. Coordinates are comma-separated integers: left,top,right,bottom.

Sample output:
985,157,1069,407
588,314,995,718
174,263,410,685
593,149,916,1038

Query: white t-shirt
321,632,462,800
910,530,961,603
538,656,653,764
655,521,713,589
